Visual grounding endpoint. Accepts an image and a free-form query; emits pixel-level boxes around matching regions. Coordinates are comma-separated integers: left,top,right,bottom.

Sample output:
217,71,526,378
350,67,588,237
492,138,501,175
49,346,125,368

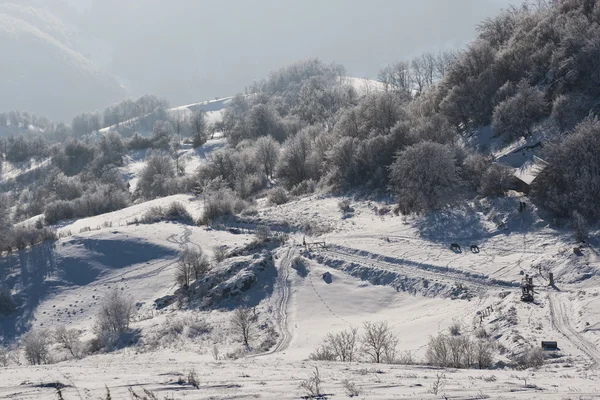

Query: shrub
200,188,247,224
389,142,460,213
137,151,176,199
23,329,51,365
338,199,352,213
255,225,272,243
54,327,83,359
176,247,210,290
165,202,193,223
342,379,361,397
516,346,544,369
427,334,494,369
298,367,323,398
311,327,359,362
449,322,462,336
94,288,135,348
213,246,227,263
571,210,589,243
267,187,289,205
479,163,512,196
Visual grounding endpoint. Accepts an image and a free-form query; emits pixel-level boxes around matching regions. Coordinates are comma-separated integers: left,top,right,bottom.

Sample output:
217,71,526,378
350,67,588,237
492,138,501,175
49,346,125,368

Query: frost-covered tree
94,288,135,347
533,117,600,219
276,129,317,188
191,109,208,148
492,80,547,139
254,136,280,179
389,142,460,213
137,151,176,199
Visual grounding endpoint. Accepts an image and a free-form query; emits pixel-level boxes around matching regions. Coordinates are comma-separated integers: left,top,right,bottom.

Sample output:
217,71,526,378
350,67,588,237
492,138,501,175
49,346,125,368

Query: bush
311,327,359,362
137,151,176,199
338,199,352,213
94,289,135,348
479,163,512,196
389,142,460,213
155,314,212,346
45,187,130,226
298,367,323,398
255,225,272,243
449,322,462,336
175,247,210,290
199,188,247,225
141,202,193,225
23,329,51,365
516,346,544,369
213,246,227,263
54,327,83,359
571,210,589,243
267,187,289,205
0,285,16,316
426,333,494,369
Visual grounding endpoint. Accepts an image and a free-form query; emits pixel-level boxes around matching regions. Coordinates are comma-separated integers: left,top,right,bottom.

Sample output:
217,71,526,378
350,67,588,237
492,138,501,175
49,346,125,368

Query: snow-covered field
2,186,600,398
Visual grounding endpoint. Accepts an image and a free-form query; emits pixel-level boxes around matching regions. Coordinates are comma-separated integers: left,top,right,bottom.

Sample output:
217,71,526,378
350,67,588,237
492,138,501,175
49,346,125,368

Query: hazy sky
69,0,516,104
8,0,518,113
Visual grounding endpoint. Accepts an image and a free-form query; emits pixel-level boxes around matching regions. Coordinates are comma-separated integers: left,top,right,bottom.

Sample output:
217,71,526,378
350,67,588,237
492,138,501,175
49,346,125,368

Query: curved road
549,292,600,368
251,246,295,357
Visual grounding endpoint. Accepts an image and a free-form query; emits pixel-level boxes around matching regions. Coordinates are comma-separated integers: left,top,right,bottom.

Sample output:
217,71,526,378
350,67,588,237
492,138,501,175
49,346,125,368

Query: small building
541,341,558,351
512,156,549,194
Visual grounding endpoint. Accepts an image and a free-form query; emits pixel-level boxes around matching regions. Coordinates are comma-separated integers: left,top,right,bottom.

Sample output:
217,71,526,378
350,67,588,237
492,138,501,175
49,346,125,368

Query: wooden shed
512,156,549,194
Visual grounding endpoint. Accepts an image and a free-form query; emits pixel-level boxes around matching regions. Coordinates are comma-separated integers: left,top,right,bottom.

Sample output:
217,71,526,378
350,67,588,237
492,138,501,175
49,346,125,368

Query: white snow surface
2,187,600,398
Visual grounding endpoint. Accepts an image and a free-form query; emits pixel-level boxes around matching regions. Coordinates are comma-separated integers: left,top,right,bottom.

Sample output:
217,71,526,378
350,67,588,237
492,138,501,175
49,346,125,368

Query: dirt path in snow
549,292,600,368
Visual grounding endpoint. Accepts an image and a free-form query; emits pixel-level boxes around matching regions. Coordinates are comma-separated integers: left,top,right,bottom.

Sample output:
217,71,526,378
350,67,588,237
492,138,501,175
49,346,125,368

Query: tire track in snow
252,246,294,357
549,292,600,368
321,245,518,292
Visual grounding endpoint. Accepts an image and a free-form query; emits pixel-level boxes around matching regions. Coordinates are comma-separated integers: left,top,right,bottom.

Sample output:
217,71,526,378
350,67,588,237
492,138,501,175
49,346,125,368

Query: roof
513,156,549,185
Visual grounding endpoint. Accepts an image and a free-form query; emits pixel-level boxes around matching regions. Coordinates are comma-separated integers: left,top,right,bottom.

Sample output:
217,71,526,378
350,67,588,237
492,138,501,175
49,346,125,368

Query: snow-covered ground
2,186,600,398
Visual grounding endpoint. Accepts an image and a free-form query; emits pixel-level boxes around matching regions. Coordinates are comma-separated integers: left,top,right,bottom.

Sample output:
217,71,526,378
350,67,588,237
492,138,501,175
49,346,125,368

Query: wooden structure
521,274,535,302
512,156,549,194
303,236,327,251
541,341,558,351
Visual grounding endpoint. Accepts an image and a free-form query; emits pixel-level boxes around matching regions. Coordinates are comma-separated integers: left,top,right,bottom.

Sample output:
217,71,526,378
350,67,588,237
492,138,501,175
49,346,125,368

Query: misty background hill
0,3,125,121
1,0,514,121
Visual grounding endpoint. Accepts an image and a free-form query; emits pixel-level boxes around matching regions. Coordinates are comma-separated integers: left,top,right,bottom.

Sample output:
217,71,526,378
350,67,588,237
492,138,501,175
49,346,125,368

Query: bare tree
255,136,280,179
435,50,458,79
54,327,82,359
361,321,399,363
23,329,51,365
326,327,359,362
94,288,135,346
231,306,253,349
378,61,412,96
178,247,210,285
